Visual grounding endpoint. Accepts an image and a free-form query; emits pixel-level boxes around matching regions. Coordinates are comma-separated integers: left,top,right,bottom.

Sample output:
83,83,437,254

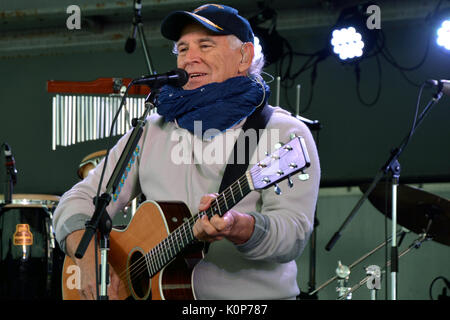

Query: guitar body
61,200,203,300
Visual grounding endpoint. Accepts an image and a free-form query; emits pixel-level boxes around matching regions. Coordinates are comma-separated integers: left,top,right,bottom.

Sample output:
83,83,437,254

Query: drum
0,194,64,299
77,149,107,179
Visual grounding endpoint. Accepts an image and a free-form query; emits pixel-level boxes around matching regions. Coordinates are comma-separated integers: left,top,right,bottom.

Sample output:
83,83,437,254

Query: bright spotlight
330,27,365,60
436,19,450,51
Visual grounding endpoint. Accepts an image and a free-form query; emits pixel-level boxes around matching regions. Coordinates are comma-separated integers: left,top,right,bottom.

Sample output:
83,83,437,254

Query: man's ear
239,42,255,73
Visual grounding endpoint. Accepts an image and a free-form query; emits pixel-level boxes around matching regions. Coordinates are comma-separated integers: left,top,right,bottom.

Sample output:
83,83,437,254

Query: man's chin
183,77,209,90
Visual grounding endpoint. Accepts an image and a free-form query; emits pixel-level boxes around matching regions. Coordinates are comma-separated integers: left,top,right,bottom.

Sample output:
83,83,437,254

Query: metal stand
2,142,17,206
390,160,401,300
137,21,155,75
295,115,322,299
310,229,408,297
337,233,430,300
324,86,444,300
74,87,160,300
336,261,352,300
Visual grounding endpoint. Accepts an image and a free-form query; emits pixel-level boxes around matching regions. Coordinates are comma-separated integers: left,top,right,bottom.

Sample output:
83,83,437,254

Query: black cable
373,0,445,89
91,80,134,299
298,58,320,114
355,53,382,107
404,81,427,151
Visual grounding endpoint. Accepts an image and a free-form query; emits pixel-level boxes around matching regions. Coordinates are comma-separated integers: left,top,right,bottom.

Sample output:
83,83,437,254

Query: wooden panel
47,78,150,95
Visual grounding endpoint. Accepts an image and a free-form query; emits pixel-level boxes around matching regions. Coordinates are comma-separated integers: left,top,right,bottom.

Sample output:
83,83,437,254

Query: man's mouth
189,73,207,79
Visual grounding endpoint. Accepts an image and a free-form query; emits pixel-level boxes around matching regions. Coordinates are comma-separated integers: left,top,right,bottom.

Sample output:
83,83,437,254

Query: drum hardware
310,228,409,298
314,180,449,299
43,206,57,292
337,233,431,300
325,83,445,300
1,142,17,206
335,261,352,300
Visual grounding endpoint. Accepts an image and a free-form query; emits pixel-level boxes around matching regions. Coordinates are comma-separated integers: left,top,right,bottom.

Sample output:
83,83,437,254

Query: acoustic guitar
61,135,311,300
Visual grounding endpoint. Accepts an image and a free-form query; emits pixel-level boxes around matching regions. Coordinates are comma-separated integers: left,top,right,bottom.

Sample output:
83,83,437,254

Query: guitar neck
145,172,253,277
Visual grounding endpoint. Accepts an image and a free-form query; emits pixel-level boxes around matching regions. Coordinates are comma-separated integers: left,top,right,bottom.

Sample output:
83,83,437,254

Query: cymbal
360,182,450,247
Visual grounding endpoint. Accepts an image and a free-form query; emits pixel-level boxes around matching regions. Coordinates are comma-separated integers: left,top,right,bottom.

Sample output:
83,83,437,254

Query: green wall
0,7,448,300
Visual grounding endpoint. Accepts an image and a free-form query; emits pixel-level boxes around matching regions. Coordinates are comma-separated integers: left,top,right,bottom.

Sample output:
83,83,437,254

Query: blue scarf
156,76,270,137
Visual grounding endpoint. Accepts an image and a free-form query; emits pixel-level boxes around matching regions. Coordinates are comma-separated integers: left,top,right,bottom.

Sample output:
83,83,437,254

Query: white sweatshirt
53,105,321,300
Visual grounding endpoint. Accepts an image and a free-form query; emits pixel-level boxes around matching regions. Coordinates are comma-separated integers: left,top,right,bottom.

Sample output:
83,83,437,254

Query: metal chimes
47,78,151,150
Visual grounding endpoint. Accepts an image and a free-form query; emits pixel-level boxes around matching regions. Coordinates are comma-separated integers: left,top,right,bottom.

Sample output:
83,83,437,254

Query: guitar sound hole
128,249,151,300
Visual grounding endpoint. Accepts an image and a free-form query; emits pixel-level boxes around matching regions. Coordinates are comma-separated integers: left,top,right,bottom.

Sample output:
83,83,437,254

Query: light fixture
436,18,450,51
331,27,365,60
329,2,379,63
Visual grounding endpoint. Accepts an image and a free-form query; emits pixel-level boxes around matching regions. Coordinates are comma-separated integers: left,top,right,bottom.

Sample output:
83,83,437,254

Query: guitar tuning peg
298,171,310,181
288,175,294,188
274,184,282,195
289,133,298,140
274,142,284,150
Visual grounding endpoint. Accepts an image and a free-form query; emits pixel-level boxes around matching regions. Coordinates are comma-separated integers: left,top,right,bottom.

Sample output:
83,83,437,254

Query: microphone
427,79,450,97
132,68,189,88
4,143,17,186
124,0,142,54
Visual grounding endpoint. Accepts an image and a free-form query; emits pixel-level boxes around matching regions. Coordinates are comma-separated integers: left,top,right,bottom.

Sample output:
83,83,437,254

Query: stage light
329,2,379,63
436,19,450,51
330,27,365,60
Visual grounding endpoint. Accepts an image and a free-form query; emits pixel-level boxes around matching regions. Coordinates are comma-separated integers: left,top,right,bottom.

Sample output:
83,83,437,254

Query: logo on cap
193,4,224,13
186,12,224,31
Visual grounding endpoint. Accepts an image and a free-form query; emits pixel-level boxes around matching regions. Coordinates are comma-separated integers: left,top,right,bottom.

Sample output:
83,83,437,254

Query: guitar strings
118,175,251,285
119,155,288,286
117,154,290,287
116,173,253,285
116,140,296,287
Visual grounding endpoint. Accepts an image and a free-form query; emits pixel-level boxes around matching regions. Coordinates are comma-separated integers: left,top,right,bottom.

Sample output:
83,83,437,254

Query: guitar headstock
249,135,311,193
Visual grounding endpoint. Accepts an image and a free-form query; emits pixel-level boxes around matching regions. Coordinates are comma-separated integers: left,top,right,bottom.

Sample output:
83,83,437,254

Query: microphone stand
136,18,155,75
295,116,322,300
324,86,444,300
74,86,160,300
133,1,155,75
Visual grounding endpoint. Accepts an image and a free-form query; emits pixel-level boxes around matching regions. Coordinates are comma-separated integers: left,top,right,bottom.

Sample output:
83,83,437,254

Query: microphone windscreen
171,68,189,87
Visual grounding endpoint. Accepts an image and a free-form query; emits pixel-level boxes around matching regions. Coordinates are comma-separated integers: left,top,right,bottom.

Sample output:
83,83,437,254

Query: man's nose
182,46,202,65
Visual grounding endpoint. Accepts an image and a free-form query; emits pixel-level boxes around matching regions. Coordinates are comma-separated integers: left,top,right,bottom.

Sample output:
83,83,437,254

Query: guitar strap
218,103,274,194
203,104,273,254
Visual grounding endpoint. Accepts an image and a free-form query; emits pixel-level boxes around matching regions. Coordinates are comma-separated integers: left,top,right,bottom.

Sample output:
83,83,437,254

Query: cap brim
161,11,230,41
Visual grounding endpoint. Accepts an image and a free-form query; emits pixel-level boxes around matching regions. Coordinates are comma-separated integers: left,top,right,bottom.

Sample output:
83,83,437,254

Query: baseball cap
161,3,254,44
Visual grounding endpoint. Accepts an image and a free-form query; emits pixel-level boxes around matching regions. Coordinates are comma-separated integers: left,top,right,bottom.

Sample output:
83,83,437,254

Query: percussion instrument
47,77,153,150
77,149,107,179
360,182,450,246
0,194,64,299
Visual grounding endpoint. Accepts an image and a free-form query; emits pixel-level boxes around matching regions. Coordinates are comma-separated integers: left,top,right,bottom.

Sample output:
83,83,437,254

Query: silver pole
391,182,398,300
52,97,56,150
276,76,281,106
296,84,301,116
